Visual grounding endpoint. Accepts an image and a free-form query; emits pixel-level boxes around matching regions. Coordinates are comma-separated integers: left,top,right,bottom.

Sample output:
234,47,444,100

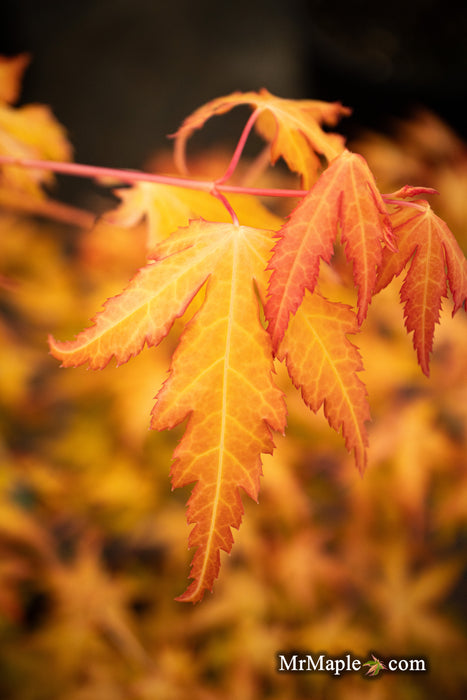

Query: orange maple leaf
265,150,394,351
278,291,370,473
173,88,350,186
49,220,286,602
375,187,467,375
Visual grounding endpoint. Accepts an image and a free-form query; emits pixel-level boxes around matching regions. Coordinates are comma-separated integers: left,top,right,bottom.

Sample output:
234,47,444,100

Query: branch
0,155,309,199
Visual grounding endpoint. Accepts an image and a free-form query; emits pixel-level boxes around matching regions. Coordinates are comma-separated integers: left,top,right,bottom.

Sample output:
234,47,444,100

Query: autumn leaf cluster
2,56,467,603
0,55,467,699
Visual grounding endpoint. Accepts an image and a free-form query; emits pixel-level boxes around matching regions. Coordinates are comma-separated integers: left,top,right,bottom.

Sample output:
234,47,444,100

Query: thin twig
0,155,309,199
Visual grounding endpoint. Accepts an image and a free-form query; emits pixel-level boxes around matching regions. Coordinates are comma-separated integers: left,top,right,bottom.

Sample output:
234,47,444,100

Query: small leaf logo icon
363,654,387,677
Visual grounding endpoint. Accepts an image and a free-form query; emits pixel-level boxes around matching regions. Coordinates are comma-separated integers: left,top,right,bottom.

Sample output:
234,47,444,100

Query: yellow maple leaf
277,291,370,472
49,220,287,601
0,104,72,194
173,88,350,186
0,54,72,198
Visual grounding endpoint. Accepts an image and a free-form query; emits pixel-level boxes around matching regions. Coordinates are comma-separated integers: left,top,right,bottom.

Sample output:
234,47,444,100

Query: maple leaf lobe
278,292,370,473
375,200,467,375
266,150,393,351
149,223,286,602
173,89,350,185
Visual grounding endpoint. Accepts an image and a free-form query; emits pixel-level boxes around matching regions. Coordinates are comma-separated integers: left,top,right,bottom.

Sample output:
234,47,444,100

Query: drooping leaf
50,220,286,601
277,291,370,472
265,150,394,350
152,226,286,602
375,189,467,375
173,88,350,186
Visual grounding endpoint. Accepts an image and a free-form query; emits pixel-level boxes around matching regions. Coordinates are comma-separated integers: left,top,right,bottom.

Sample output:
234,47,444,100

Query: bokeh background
2,0,467,164
1,2,467,698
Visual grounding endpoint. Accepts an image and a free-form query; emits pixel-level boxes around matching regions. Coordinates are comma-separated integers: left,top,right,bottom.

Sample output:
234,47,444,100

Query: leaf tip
175,580,211,604
421,362,431,378
48,333,65,364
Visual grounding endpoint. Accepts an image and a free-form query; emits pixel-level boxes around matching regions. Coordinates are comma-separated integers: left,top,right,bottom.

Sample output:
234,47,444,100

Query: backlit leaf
265,150,394,350
49,221,227,369
173,88,350,186
375,192,467,375
277,291,370,472
50,220,286,601
0,53,72,197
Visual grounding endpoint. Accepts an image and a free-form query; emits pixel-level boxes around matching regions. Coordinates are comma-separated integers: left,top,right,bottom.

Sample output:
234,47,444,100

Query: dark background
1,0,466,168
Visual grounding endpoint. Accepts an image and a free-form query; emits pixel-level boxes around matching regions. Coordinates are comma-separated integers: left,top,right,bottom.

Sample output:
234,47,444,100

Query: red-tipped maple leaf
173,88,350,186
375,187,467,375
265,150,394,351
278,291,370,473
0,52,72,199
49,220,286,602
